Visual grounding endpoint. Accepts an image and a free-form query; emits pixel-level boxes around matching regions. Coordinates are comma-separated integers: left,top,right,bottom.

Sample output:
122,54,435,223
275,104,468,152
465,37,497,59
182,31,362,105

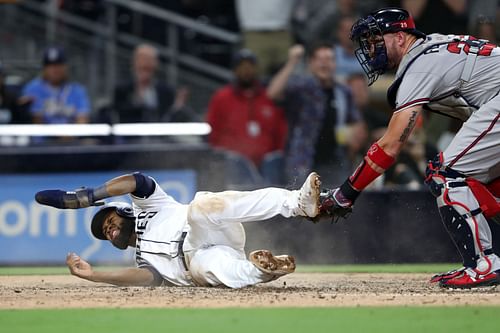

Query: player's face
382,33,402,69
102,211,135,250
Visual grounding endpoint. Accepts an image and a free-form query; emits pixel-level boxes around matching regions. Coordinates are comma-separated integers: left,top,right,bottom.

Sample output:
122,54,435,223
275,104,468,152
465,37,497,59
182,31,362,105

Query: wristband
92,185,109,202
349,142,395,191
339,179,360,203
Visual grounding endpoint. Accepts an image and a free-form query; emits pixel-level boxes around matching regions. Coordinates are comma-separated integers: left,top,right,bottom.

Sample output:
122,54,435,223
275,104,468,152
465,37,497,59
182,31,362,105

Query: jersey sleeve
394,72,441,113
131,179,180,211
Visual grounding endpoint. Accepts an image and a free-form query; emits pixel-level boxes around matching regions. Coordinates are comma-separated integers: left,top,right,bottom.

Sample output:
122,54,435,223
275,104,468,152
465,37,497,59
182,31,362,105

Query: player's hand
288,44,305,64
312,188,353,223
35,188,104,209
66,252,94,280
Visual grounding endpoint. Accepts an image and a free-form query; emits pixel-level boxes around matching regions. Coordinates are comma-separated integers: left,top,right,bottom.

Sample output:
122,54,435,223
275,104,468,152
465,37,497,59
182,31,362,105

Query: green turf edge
295,263,461,273
1,307,499,333
0,263,461,276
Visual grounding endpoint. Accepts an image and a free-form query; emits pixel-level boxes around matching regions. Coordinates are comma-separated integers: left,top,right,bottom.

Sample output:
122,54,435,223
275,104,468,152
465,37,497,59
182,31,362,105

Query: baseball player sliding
318,7,500,289
35,172,320,288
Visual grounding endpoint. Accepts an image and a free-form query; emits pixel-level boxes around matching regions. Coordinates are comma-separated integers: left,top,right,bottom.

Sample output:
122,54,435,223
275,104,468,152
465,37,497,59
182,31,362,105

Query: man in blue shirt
22,47,90,125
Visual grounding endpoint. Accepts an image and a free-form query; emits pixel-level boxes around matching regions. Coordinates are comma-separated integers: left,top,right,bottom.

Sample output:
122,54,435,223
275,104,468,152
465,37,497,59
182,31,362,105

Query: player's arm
343,105,422,195
66,253,160,286
35,172,156,209
320,105,423,217
377,105,423,157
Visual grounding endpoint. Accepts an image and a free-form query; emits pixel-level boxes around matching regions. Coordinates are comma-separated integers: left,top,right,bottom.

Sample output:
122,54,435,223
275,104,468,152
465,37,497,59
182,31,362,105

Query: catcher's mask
91,202,136,249
350,7,425,85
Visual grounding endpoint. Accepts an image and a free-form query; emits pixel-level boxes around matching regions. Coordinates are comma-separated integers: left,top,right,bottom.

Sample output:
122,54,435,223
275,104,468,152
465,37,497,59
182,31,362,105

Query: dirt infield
1,273,499,309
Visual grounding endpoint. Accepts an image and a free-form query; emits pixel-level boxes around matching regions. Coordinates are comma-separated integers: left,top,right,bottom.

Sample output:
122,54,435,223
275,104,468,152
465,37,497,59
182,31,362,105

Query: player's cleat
438,268,500,289
430,267,466,283
249,250,296,276
295,172,321,218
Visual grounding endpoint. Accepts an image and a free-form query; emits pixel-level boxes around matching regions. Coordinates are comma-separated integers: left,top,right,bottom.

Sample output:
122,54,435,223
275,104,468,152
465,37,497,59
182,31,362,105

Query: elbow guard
132,172,156,198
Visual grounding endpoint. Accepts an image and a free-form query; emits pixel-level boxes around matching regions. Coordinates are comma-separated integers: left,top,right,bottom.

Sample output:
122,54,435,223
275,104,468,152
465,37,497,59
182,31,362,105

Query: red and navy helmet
350,8,425,85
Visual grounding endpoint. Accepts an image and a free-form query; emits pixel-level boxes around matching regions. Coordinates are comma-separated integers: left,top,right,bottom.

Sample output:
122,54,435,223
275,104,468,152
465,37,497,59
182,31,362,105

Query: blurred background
1,0,499,266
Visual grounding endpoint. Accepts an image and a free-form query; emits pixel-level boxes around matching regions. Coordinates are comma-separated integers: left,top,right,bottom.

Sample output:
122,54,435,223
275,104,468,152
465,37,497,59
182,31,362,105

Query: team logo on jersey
136,211,158,234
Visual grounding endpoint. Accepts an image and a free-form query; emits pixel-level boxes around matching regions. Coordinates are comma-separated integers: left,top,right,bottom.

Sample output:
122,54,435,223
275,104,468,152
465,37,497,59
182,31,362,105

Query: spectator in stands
334,16,365,81
291,0,381,48
291,0,338,47
206,49,288,184
60,0,104,22
113,44,193,123
235,0,294,77
346,74,388,144
399,0,468,35
0,62,29,124
267,43,365,186
467,0,498,38
21,46,90,125
473,15,497,44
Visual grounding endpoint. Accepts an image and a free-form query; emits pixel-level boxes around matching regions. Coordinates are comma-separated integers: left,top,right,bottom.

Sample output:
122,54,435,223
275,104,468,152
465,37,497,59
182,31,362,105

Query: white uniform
131,180,302,288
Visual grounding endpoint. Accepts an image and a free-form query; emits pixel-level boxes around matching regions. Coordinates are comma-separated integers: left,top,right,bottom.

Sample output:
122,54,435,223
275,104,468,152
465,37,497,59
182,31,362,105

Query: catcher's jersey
389,33,500,120
131,181,194,286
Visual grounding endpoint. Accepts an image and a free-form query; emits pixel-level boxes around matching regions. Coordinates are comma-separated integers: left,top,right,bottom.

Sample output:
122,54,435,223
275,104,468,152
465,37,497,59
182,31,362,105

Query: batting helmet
350,7,426,85
91,202,135,240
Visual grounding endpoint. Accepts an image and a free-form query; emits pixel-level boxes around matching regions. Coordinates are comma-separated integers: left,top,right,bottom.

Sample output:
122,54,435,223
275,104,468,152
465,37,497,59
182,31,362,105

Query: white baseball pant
183,187,301,288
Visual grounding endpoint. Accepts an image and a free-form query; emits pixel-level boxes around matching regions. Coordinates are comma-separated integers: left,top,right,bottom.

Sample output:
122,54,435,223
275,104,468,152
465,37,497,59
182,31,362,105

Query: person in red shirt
206,49,287,183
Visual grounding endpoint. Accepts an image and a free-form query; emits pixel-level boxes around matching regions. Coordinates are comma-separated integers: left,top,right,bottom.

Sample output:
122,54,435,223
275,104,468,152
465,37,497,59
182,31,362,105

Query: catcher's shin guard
438,204,478,267
426,173,495,272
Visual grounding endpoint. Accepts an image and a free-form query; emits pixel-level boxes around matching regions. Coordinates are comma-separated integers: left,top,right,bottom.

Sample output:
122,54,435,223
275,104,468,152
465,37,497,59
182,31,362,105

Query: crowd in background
1,0,500,188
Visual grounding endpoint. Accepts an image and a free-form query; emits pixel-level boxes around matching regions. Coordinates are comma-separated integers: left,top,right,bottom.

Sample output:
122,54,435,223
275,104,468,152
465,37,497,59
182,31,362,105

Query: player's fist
66,252,93,279
35,188,104,209
288,44,305,64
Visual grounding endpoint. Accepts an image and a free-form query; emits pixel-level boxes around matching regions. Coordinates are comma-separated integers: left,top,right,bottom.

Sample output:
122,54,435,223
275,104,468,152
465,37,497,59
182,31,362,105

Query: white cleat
295,172,321,218
249,250,296,276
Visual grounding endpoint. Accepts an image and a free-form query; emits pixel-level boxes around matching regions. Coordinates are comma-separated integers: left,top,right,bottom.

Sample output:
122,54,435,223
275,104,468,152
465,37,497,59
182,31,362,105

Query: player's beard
112,217,135,250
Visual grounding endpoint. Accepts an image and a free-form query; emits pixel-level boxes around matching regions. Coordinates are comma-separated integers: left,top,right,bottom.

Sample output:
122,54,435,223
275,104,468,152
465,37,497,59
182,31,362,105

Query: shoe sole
439,275,500,289
249,250,296,276
299,172,321,217
430,270,464,283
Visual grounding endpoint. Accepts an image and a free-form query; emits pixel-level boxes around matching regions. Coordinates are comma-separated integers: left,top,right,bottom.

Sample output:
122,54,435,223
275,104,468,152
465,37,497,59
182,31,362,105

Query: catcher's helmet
91,202,135,240
350,7,426,85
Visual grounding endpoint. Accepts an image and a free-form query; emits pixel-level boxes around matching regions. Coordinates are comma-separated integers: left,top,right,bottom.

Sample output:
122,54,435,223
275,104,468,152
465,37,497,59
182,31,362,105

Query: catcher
35,171,320,288
319,7,500,289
